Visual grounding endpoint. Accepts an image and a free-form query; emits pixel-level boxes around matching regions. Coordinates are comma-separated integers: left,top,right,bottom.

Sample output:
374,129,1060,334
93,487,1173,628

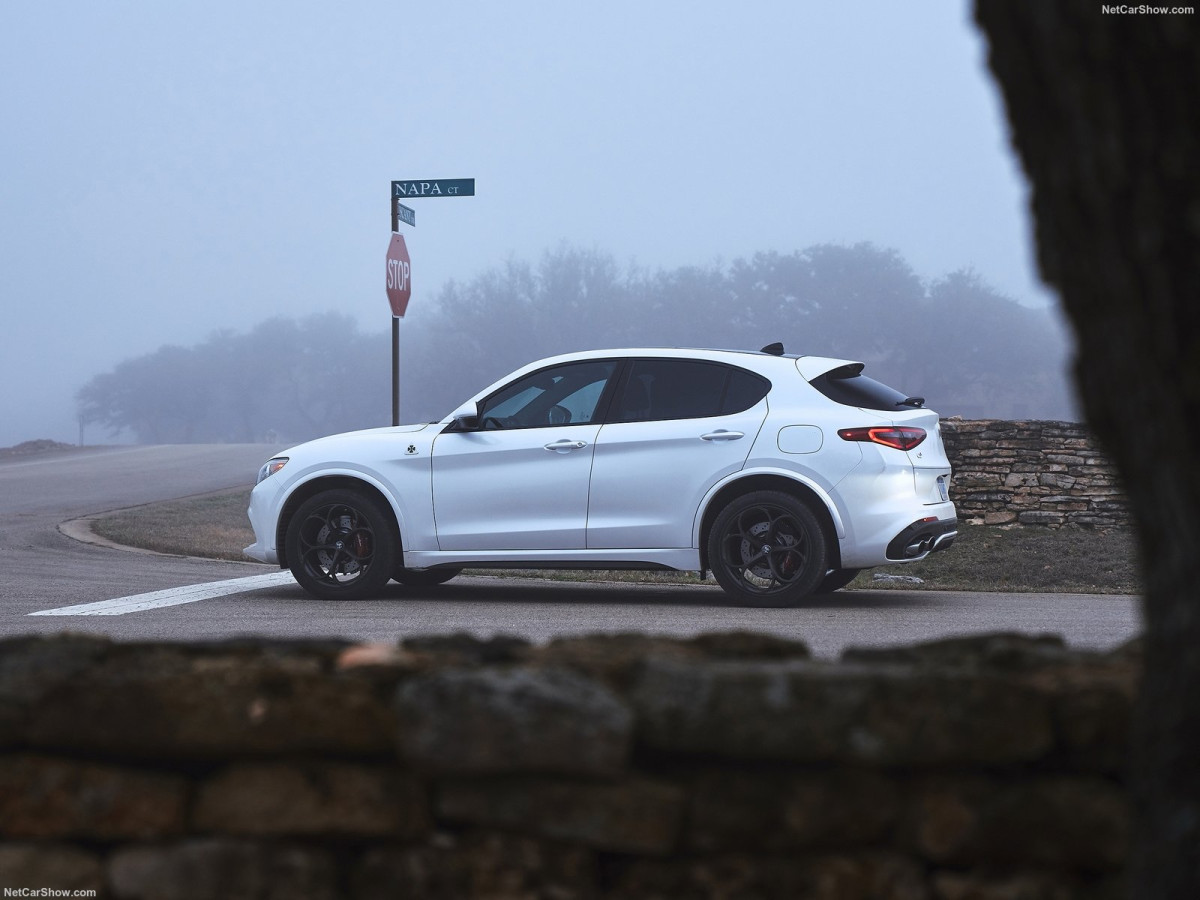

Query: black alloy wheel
285,489,397,601
708,490,828,607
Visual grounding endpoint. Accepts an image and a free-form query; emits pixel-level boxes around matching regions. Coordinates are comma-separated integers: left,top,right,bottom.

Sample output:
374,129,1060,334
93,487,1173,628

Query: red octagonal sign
385,233,412,317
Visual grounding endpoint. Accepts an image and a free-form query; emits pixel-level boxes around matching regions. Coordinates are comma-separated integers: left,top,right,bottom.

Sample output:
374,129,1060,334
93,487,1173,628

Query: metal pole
391,316,400,426
391,196,400,426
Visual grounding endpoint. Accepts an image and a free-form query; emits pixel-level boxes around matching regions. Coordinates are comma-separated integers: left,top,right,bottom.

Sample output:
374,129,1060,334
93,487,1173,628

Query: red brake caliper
354,532,371,559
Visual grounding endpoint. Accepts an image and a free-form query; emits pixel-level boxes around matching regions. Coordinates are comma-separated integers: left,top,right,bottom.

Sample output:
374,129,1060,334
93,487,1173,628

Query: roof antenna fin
760,342,785,356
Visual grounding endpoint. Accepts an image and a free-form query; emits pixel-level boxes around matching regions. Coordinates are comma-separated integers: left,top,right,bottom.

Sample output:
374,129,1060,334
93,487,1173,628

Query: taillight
838,426,926,451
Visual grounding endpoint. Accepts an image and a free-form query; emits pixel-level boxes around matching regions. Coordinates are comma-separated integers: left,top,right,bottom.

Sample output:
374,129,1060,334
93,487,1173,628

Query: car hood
280,422,436,459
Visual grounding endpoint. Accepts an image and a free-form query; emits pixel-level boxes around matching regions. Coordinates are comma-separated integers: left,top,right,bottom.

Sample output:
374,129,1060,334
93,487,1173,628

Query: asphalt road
0,445,1143,658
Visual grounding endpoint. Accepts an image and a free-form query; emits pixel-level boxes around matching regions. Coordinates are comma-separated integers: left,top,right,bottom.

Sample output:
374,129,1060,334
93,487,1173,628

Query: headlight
256,457,288,484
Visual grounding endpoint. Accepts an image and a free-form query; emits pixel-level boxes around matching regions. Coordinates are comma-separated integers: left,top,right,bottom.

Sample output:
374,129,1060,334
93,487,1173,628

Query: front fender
276,466,412,547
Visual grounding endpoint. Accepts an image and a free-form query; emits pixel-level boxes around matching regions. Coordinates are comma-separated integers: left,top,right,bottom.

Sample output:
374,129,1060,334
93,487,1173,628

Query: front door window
479,361,616,429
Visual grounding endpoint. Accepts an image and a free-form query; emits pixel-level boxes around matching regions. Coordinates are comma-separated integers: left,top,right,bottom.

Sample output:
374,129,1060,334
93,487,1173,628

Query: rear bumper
885,517,958,561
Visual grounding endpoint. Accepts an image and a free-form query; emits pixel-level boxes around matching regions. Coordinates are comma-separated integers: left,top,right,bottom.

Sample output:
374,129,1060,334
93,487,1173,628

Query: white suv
245,346,956,606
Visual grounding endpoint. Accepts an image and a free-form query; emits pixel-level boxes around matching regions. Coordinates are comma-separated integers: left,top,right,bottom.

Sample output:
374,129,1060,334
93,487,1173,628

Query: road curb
58,515,170,557
57,487,267,564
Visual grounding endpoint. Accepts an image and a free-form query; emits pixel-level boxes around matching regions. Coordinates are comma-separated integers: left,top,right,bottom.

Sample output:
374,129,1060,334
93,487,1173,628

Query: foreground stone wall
942,420,1129,528
0,632,1139,899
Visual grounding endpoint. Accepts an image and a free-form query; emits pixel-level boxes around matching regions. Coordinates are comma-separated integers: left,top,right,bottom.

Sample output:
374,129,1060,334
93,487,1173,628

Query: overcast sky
0,1,1061,447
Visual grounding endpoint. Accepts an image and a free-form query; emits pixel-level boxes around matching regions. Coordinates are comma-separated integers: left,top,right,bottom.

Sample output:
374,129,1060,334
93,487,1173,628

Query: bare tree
79,244,1076,442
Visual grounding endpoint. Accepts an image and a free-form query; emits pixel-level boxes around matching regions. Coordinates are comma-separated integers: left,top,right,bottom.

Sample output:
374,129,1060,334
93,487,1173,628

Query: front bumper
243,477,286,565
243,540,278,565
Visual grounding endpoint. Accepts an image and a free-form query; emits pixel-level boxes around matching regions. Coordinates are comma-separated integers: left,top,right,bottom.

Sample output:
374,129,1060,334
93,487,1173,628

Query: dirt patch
854,524,1142,594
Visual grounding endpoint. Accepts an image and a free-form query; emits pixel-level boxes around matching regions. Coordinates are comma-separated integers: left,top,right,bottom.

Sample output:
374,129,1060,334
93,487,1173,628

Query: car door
586,358,770,549
431,359,618,551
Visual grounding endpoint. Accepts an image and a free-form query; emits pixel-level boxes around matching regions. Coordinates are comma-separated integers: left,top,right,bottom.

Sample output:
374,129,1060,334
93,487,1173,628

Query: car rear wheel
708,490,828,607
393,567,462,587
285,489,397,601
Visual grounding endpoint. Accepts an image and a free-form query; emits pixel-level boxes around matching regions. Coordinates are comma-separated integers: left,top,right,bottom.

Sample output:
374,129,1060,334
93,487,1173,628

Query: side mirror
449,401,480,431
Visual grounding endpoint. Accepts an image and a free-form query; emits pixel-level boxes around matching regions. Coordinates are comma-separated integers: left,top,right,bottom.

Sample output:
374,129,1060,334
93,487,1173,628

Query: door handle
544,439,587,452
700,430,744,442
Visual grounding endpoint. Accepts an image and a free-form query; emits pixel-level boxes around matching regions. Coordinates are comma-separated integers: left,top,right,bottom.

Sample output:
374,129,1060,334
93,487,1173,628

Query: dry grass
90,488,257,562
89,488,1143,594
850,524,1142,594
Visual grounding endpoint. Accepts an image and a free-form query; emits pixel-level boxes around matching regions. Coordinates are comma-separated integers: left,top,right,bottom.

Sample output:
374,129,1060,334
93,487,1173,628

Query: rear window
809,364,916,411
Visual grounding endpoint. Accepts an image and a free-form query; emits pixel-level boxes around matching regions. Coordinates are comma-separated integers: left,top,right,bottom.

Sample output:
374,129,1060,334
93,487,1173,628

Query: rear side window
723,368,772,414
612,359,770,423
809,364,915,411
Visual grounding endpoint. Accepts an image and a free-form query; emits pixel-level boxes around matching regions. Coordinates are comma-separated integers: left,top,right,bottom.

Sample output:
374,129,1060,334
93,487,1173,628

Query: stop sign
385,233,412,317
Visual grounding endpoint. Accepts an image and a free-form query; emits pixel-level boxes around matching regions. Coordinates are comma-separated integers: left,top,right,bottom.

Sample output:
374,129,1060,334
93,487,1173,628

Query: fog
0,1,1073,449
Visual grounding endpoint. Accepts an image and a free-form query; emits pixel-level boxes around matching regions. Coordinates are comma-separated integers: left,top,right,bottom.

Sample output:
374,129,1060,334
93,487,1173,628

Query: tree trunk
974,4,1200,896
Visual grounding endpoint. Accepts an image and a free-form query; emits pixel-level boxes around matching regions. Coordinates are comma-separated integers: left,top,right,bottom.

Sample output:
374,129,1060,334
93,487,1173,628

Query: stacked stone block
0,632,1138,899
941,419,1129,527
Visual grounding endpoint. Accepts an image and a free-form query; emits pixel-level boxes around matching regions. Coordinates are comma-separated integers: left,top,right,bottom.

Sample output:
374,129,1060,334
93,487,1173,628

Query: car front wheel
708,491,828,607
285,489,397,601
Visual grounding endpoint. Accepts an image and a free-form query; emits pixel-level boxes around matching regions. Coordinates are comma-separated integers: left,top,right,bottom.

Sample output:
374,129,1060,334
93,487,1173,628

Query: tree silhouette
78,243,1077,443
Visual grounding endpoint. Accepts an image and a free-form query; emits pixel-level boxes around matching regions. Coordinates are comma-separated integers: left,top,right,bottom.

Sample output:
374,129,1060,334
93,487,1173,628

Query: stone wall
942,420,1129,528
0,632,1139,899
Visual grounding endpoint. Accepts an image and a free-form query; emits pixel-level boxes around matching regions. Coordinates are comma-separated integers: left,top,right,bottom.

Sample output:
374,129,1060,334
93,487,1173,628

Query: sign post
386,178,475,425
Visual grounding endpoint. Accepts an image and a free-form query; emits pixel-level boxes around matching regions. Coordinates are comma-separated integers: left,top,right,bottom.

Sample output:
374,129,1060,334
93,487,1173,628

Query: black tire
393,567,462,587
817,568,861,594
285,489,397,601
707,490,829,607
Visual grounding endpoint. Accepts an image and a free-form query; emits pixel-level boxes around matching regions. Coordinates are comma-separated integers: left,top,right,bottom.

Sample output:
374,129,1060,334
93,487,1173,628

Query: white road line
28,571,296,616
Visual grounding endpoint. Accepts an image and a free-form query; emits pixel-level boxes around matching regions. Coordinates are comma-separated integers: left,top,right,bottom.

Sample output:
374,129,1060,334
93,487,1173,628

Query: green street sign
394,202,416,227
392,179,475,199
